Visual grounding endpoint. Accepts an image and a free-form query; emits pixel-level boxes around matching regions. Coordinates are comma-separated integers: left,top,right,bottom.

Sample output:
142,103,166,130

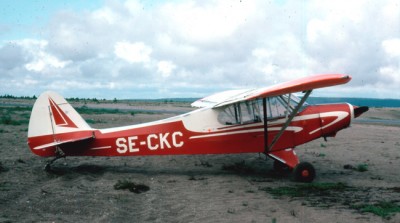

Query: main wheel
44,163,51,172
292,162,316,183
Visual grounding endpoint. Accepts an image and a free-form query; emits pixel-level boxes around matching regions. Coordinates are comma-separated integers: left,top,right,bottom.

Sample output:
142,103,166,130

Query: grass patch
0,182,10,191
114,180,150,194
317,153,326,157
356,163,368,172
188,176,207,181
0,115,24,125
76,106,124,115
0,106,32,113
352,201,400,219
76,106,157,115
85,119,106,124
343,163,369,172
195,161,213,167
262,183,400,219
0,106,31,125
260,182,349,197
0,162,6,172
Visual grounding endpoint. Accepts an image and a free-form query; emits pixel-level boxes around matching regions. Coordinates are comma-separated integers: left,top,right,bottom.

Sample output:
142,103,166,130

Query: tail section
28,91,95,157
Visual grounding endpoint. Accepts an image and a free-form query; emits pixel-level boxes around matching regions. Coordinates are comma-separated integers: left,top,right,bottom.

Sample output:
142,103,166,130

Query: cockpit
217,94,308,125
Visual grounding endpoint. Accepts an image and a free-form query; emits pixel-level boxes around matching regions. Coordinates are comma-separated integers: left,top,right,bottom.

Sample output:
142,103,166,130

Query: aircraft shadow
43,162,287,181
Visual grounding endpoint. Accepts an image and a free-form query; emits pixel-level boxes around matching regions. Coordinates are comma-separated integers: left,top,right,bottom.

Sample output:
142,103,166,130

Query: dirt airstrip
0,99,399,222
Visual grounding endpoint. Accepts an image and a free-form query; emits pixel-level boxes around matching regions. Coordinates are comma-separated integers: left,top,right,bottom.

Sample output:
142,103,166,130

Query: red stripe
49,98,78,128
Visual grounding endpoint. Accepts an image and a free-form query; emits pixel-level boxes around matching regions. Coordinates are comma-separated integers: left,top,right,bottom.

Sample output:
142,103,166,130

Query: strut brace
265,90,312,152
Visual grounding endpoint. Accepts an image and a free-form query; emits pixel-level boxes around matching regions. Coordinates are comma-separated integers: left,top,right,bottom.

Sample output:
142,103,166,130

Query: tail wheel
292,162,316,183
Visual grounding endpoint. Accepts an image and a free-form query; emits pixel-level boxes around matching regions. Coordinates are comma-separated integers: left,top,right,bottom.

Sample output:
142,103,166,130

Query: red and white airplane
27,74,368,182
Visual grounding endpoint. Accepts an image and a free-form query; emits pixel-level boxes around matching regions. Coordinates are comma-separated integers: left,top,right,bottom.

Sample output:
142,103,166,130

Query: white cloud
157,60,176,78
380,66,400,81
124,0,143,14
92,7,119,24
114,41,152,64
0,42,30,71
306,19,327,44
251,48,276,75
382,0,400,20
161,0,256,42
45,80,118,91
23,78,39,85
382,38,400,58
23,40,69,72
1,0,400,99
0,39,69,74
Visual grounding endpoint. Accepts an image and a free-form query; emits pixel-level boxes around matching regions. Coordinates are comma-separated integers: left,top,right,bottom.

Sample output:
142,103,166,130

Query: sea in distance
306,97,400,108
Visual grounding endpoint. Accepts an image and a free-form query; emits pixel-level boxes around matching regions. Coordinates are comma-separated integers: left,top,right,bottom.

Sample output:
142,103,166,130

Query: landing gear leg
44,147,66,171
273,160,291,173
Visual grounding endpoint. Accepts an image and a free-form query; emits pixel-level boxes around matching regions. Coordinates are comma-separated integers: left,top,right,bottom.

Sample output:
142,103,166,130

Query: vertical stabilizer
28,91,94,156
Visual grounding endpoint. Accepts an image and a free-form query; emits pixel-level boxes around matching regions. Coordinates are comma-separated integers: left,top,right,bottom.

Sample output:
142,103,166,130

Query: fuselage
28,103,354,157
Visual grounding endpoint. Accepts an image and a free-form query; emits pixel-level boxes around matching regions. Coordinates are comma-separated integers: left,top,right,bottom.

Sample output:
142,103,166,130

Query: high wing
191,89,252,108
191,74,351,108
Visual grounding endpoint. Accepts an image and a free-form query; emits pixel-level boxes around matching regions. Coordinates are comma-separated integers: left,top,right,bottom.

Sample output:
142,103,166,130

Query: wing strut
263,98,268,152
265,90,312,152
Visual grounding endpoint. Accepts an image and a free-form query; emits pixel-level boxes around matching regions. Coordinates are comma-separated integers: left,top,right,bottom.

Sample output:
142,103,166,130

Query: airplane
27,74,368,182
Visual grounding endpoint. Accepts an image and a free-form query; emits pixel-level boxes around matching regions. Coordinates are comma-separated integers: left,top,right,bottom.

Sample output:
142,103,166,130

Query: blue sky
0,0,399,99
0,0,102,40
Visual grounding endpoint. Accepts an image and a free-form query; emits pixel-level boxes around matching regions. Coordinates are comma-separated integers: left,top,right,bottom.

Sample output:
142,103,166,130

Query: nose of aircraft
353,105,369,118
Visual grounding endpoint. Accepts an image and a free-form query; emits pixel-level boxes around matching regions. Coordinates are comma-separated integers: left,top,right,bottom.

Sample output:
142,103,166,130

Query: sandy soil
0,101,399,222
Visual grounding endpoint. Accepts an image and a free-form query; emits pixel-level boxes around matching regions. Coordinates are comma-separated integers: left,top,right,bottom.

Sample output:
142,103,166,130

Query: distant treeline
0,94,37,99
0,94,114,103
66,97,109,103
125,98,198,103
0,94,190,104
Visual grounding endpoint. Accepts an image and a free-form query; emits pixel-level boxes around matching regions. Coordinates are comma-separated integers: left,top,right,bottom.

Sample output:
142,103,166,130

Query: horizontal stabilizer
32,132,94,151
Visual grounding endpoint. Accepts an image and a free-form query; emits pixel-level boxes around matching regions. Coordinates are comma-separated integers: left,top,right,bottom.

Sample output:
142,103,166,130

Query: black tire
292,162,316,183
273,160,291,172
44,163,51,172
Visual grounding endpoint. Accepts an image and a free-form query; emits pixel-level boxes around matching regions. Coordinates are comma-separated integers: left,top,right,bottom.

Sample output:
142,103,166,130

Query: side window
218,100,262,125
254,97,287,121
240,100,261,124
267,97,287,119
218,104,240,125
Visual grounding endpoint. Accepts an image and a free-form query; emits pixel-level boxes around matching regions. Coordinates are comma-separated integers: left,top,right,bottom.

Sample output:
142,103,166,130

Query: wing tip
339,74,351,79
